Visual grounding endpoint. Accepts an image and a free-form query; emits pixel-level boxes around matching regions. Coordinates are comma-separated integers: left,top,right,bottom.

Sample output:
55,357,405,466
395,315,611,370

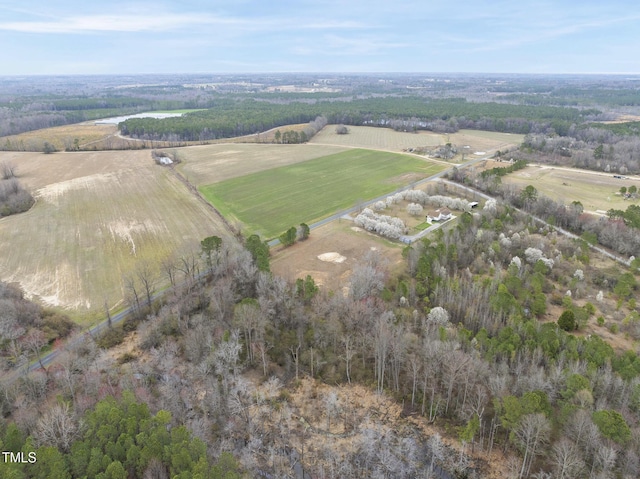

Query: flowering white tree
427,306,450,326
374,201,386,211
574,269,584,281
406,203,423,216
402,189,429,204
525,248,544,264
524,247,554,269
355,209,405,239
499,233,512,249
483,198,497,213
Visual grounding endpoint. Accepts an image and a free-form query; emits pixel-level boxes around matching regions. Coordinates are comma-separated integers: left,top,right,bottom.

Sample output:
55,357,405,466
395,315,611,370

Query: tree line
118,97,600,142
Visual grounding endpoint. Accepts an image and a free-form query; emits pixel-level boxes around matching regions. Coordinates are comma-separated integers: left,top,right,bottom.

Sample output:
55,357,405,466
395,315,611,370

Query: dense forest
118,97,603,142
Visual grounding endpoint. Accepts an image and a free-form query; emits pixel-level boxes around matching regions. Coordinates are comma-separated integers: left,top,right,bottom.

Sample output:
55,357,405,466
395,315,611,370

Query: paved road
0,300,137,386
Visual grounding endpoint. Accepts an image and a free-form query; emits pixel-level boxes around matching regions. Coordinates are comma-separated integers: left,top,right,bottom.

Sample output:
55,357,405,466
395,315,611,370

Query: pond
94,112,183,125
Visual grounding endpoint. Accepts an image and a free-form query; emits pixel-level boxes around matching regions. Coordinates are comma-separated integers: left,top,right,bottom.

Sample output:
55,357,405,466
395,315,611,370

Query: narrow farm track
310,141,455,167
166,165,243,241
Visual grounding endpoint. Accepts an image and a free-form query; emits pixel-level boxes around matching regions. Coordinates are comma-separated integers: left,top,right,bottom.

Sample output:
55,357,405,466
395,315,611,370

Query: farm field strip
309,125,524,155
199,148,446,239
309,125,445,150
502,165,639,213
174,143,349,185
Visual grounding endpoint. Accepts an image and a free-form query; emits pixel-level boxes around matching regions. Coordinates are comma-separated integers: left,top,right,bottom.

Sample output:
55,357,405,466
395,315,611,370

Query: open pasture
501,165,640,212
199,149,446,239
0,150,232,319
450,129,524,153
271,220,404,294
174,143,349,185
309,126,524,158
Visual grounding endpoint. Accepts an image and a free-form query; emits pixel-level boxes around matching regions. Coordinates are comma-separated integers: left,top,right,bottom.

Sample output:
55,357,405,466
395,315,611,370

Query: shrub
558,310,577,331
96,327,125,349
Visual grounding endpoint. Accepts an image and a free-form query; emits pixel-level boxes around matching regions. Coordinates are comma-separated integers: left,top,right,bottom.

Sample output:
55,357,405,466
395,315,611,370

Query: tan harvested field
310,126,523,160
173,143,349,185
0,120,314,153
599,114,640,124
0,149,233,320
1,149,150,190
310,125,445,150
501,164,640,213
270,220,404,294
1,123,117,152
450,129,524,152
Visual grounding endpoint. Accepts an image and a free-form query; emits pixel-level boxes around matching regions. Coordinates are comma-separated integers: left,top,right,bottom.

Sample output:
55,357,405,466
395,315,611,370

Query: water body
95,112,183,125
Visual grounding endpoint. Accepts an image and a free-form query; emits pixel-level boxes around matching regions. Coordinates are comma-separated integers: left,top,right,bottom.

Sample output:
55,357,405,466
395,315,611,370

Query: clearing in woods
500,164,640,213
199,148,446,239
270,220,405,295
0,149,232,320
309,125,524,158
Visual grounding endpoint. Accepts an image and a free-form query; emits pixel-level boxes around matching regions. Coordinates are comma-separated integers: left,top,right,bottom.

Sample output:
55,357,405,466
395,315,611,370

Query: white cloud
0,12,249,34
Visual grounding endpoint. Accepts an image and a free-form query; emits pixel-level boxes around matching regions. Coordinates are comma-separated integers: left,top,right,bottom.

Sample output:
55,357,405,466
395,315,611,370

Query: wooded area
1,195,639,477
2,73,640,478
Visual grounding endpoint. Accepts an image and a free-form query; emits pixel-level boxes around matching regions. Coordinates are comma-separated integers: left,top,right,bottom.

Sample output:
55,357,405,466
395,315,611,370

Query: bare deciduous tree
513,413,551,479
34,402,80,453
21,329,47,370
136,261,158,309
0,161,15,180
551,439,585,479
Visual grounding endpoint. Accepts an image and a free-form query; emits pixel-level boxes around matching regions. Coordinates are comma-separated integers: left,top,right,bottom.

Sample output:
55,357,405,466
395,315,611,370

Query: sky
1,0,639,75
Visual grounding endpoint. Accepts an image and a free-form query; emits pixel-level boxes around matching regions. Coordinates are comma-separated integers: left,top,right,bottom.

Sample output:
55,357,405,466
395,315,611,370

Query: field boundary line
166,165,242,240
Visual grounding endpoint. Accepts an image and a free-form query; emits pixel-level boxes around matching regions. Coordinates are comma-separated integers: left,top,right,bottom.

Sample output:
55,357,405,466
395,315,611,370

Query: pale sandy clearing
317,252,347,263
271,221,404,294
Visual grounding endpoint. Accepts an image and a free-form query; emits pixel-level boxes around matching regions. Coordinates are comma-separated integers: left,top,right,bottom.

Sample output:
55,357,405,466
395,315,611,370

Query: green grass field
200,149,445,238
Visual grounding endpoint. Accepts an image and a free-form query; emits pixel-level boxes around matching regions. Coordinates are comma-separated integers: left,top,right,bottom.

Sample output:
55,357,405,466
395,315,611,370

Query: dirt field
501,164,640,212
0,149,233,320
173,143,349,185
271,221,405,295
